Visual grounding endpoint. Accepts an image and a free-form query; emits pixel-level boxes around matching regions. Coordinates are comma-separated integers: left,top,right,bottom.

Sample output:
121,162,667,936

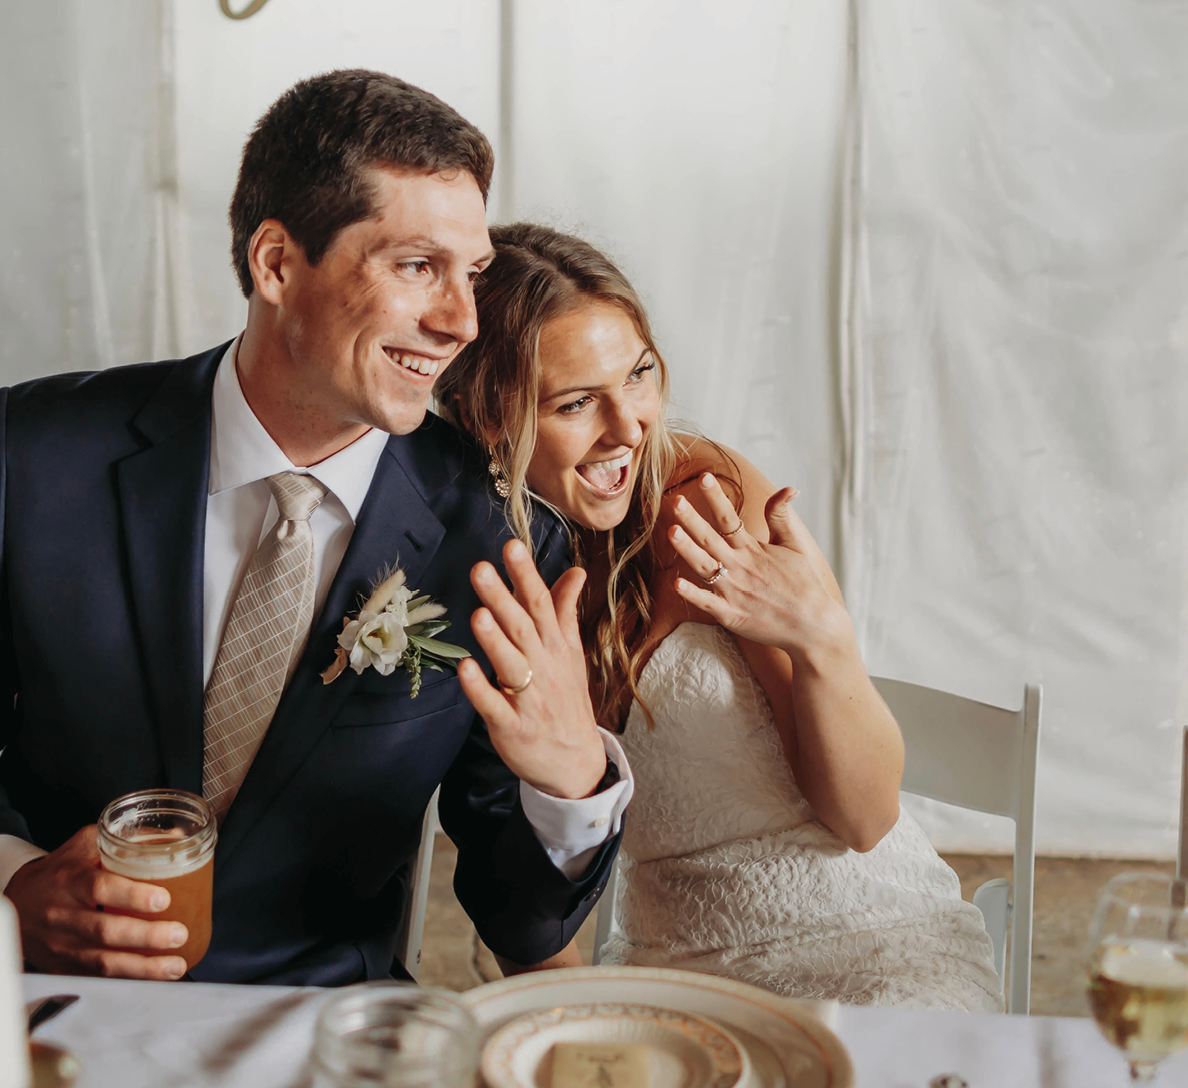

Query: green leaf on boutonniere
407,619,450,639
411,636,472,660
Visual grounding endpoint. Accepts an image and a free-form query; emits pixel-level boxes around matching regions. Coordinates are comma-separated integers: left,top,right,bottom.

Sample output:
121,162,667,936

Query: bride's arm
662,447,903,853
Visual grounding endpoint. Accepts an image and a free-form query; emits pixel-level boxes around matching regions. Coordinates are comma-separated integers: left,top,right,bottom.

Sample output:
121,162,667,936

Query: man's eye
399,260,431,274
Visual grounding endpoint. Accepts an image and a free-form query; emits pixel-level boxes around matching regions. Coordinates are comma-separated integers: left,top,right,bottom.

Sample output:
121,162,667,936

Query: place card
551,1043,650,1088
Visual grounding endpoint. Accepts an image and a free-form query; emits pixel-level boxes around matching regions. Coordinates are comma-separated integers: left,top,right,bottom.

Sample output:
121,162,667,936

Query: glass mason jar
311,982,480,1088
96,788,217,972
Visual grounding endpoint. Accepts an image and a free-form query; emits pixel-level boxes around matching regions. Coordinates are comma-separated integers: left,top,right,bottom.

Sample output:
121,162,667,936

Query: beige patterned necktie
203,472,329,821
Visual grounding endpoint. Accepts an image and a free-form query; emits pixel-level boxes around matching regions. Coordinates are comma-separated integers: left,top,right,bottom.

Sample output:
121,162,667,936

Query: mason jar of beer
311,983,479,1088
97,789,216,973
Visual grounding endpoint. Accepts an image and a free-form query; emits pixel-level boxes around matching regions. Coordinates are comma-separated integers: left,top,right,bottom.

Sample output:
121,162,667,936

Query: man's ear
247,219,298,306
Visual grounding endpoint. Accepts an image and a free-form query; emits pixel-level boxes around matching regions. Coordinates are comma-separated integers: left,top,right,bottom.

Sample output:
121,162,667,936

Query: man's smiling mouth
576,450,633,497
383,346,443,377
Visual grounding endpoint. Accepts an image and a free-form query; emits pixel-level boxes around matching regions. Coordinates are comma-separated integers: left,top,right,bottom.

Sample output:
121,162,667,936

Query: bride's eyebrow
542,349,651,402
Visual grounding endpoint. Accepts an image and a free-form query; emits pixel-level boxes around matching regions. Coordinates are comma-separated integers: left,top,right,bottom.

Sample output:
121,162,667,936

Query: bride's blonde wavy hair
436,223,677,729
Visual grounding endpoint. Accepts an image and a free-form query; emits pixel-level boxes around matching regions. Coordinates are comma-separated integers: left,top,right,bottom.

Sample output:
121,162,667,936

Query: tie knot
268,472,328,523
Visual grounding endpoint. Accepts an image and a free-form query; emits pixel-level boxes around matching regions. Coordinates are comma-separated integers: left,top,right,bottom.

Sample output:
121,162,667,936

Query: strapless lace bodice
601,622,1003,1012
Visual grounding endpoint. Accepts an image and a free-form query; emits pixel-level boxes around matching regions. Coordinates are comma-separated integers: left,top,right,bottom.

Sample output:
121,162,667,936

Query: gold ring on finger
704,564,727,586
722,521,745,538
499,669,533,696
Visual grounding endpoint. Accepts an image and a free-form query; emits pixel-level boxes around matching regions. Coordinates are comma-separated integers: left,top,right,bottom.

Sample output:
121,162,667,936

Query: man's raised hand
6,825,189,979
458,539,607,799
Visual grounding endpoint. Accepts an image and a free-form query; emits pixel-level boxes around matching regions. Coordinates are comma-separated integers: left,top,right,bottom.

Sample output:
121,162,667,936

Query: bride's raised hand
669,474,854,661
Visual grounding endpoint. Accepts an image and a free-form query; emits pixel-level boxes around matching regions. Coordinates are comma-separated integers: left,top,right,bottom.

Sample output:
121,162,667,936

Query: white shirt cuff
520,728,634,879
0,834,47,893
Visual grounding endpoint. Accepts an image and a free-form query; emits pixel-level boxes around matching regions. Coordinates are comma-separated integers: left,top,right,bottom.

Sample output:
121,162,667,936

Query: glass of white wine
1086,873,1188,1083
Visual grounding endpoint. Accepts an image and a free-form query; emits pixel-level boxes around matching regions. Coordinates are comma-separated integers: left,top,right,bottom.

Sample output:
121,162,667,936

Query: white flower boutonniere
320,568,470,696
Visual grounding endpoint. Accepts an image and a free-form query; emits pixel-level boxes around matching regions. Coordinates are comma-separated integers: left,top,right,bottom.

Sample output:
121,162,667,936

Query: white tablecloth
23,974,1188,1088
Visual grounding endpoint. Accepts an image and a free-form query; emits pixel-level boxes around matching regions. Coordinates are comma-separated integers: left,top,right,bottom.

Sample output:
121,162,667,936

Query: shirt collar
208,336,390,523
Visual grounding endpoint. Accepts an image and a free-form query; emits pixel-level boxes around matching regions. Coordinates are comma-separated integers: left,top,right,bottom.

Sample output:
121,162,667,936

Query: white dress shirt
0,339,632,891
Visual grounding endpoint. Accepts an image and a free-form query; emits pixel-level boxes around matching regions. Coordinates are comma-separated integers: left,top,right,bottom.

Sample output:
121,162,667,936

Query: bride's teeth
583,452,632,473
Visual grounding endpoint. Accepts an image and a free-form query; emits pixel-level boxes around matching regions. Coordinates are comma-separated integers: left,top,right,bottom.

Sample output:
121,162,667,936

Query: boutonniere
320,568,470,696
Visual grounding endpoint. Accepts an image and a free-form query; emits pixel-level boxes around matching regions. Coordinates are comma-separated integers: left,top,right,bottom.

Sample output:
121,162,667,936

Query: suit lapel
115,346,225,794
214,436,446,867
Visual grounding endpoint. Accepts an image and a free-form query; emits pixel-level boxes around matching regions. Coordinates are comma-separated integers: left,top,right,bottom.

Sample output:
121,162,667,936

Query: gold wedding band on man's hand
704,564,727,586
499,670,533,696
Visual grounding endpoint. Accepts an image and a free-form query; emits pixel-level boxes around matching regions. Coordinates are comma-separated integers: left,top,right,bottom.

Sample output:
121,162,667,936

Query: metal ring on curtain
219,0,272,19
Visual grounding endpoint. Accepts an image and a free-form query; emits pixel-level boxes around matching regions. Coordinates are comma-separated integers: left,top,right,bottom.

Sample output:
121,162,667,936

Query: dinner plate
481,1002,748,1088
461,967,853,1088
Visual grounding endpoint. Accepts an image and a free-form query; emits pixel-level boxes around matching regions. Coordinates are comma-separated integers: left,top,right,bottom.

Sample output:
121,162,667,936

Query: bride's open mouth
575,450,633,499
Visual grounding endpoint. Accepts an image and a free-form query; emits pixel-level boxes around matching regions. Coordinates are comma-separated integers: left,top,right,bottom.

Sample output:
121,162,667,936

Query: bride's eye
558,395,593,414
627,359,656,383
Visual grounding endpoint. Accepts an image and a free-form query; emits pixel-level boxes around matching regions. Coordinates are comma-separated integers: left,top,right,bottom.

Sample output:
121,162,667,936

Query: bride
438,223,1002,1011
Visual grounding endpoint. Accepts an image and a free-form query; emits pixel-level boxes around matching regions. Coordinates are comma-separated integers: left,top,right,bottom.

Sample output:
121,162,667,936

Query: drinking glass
311,983,479,1088
96,788,217,972
1086,872,1188,1083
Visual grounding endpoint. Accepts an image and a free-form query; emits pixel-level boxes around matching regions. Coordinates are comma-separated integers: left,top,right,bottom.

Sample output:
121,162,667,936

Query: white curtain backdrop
5,1,1188,856
171,0,501,359
0,0,183,379
846,1,1188,855
509,0,850,564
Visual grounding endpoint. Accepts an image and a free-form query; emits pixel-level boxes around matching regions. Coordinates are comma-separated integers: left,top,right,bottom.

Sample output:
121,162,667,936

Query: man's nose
423,275,478,346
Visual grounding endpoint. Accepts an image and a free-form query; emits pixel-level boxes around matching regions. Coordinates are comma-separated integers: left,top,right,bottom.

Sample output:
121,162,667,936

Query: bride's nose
602,399,644,449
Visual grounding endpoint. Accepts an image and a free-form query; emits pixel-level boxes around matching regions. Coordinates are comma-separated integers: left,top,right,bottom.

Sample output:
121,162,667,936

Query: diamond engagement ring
704,564,727,586
499,670,533,696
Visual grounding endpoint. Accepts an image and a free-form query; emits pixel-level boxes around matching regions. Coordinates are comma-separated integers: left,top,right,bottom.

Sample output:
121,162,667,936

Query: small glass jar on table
1086,872,1188,1084
312,982,480,1088
96,788,217,973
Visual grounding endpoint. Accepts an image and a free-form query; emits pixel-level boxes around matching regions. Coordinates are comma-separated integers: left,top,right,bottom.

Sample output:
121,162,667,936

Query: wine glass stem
1129,1060,1159,1083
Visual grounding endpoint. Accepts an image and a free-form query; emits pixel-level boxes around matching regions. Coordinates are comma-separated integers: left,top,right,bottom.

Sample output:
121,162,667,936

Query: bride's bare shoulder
666,434,775,510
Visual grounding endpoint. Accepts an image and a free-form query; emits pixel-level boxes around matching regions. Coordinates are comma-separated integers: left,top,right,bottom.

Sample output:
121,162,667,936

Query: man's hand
458,539,607,800
7,825,189,979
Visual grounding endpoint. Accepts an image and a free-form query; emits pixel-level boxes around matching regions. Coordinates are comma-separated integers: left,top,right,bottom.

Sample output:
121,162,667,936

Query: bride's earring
488,456,511,498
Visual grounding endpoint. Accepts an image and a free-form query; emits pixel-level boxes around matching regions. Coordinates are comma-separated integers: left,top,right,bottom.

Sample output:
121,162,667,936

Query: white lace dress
600,622,1004,1012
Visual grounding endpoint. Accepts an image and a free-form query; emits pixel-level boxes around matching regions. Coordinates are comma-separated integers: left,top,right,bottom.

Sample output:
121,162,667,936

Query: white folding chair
874,678,1042,1014
395,787,440,981
1178,726,1188,886
593,682,1041,1014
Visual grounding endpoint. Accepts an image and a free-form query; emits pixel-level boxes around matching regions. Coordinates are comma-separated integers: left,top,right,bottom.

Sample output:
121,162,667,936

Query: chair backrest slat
874,677,1022,817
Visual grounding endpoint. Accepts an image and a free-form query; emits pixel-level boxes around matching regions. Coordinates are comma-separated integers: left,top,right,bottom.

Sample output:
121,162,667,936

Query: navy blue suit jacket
0,342,618,985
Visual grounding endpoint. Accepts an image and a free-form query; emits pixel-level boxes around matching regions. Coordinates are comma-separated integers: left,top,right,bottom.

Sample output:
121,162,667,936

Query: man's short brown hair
229,69,494,298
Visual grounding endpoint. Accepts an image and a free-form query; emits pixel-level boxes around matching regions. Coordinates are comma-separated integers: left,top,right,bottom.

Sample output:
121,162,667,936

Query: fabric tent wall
171,0,502,359
0,1,182,378
508,0,850,566
847,1,1188,856
6,1,1186,858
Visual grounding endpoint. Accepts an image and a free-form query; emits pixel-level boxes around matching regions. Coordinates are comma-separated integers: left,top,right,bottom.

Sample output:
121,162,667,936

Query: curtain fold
0,0,182,379
846,0,1188,855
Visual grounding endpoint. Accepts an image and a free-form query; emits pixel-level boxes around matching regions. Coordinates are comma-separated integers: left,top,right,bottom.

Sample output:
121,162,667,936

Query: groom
0,70,631,985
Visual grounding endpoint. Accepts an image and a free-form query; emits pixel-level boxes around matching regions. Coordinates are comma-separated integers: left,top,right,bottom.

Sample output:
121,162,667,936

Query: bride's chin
579,504,630,533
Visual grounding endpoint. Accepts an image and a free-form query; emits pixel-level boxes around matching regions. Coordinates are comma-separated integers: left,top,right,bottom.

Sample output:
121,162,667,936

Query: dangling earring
488,456,511,498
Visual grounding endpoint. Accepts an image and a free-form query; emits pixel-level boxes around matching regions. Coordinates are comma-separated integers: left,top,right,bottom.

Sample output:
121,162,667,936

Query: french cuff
0,834,47,893
520,728,635,879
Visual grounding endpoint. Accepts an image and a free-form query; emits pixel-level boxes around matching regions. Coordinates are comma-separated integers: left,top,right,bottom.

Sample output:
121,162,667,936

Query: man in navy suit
0,71,632,985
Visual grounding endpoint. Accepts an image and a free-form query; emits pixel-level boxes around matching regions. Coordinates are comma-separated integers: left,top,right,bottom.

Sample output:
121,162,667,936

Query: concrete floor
417,834,1173,1017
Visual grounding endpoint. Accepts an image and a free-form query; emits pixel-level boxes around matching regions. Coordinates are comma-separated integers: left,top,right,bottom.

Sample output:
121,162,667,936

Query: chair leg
972,877,1010,991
